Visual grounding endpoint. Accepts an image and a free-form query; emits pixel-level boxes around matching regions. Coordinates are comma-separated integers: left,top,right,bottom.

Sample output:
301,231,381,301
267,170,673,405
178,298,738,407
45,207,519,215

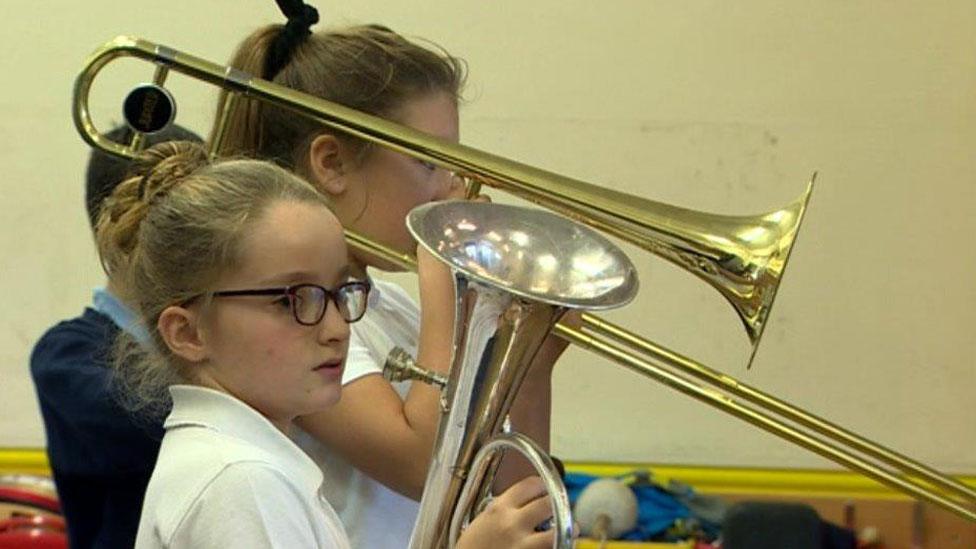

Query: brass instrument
73,36,976,523
395,201,638,548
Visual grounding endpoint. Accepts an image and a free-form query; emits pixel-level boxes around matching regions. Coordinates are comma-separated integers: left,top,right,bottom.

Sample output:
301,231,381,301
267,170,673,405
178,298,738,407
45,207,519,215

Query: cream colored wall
2,1,973,474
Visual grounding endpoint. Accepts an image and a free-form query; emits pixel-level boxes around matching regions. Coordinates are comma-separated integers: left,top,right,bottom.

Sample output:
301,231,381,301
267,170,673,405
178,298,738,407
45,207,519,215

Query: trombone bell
462,168,816,366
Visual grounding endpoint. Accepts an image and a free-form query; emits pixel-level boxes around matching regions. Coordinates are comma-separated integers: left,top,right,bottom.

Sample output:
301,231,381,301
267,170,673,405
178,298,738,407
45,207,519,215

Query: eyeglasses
209,281,371,325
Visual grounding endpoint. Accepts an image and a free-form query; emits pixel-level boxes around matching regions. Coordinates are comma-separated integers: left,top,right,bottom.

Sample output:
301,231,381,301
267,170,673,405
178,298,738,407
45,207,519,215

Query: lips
313,359,343,371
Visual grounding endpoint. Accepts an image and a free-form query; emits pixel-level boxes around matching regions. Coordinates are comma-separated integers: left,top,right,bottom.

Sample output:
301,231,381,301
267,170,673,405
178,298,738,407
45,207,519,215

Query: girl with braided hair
213,3,568,546
97,141,556,548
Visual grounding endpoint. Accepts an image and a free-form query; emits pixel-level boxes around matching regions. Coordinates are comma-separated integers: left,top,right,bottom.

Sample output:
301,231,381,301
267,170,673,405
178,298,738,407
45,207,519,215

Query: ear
157,305,208,363
308,133,348,197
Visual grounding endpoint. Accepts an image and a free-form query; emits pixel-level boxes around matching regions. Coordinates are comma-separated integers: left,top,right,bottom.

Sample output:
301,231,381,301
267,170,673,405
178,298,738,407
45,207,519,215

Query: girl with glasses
213,3,570,546
96,141,556,548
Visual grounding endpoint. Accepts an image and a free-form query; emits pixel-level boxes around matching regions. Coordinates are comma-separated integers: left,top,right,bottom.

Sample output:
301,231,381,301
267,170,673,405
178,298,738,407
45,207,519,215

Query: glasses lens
335,282,369,322
292,285,328,325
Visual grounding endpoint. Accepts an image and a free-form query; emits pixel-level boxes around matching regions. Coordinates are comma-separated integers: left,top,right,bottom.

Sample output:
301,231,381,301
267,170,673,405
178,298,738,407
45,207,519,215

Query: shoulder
30,309,117,375
353,278,420,338
155,426,285,480
36,308,115,341
370,278,418,310
343,279,419,382
200,460,307,506
156,460,331,548
148,431,297,529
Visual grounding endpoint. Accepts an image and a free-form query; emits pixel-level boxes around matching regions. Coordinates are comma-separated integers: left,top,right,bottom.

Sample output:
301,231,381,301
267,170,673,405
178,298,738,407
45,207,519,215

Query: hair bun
130,141,210,205
95,141,210,276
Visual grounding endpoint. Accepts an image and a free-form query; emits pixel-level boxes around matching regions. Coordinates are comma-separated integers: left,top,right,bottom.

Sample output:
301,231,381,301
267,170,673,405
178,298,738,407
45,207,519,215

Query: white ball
573,478,639,538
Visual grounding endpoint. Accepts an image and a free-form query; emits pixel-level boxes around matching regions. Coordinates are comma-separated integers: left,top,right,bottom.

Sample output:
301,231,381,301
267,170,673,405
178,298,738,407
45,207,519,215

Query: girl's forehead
231,201,347,284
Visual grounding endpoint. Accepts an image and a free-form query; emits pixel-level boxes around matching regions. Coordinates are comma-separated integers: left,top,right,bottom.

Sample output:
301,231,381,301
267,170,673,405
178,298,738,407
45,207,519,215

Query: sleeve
168,463,344,549
341,280,421,387
29,321,163,475
340,331,383,385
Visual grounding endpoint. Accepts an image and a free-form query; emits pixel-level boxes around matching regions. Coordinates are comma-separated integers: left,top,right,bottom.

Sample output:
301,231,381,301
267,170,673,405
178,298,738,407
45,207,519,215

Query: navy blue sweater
30,307,164,549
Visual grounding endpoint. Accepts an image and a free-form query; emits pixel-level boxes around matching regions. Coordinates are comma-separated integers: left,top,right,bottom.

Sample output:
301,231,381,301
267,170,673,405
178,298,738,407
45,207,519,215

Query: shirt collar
92,287,151,343
165,385,323,493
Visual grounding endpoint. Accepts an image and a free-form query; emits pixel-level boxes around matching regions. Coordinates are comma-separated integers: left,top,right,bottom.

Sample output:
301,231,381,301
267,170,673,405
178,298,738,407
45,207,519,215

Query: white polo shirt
292,278,422,549
136,385,349,549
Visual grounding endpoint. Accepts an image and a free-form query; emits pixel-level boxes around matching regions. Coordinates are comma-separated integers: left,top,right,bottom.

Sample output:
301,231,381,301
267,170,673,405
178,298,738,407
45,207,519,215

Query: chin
314,387,342,410
293,386,342,418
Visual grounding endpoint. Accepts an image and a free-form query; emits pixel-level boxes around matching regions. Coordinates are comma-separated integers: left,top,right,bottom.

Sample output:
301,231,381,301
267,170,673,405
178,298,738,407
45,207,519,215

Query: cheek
384,180,430,211
260,341,280,361
370,180,429,229
381,158,440,203
220,336,280,374
215,313,288,360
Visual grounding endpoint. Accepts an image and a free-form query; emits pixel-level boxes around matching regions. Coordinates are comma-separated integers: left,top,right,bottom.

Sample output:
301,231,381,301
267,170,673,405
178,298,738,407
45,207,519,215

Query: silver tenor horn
384,201,638,548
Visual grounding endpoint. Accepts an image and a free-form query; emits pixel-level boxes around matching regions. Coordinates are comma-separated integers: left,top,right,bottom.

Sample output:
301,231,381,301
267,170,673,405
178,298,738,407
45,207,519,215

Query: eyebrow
257,264,352,287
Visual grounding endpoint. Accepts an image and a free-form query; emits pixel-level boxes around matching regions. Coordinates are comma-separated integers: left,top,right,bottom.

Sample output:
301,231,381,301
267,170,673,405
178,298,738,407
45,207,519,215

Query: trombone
73,36,976,522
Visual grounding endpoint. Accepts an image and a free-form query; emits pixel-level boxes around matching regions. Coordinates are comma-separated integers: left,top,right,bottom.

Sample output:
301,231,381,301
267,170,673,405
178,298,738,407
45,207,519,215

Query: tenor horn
390,201,638,548
72,36,976,522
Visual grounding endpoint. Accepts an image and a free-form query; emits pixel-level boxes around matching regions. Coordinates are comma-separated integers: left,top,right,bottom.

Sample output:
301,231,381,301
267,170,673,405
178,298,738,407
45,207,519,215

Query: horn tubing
449,433,574,549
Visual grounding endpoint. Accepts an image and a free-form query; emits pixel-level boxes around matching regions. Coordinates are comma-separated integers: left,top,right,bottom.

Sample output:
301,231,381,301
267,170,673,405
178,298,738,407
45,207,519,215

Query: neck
105,279,125,300
105,279,144,314
193,374,293,435
269,417,293,435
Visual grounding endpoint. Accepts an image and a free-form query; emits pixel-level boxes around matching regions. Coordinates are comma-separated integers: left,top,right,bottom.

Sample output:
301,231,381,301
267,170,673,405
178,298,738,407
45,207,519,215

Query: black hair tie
264,0,320,80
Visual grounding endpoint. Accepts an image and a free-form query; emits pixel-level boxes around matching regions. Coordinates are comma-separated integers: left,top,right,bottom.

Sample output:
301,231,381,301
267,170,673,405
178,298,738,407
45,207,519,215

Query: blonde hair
95,141,330,415
212,24,466,173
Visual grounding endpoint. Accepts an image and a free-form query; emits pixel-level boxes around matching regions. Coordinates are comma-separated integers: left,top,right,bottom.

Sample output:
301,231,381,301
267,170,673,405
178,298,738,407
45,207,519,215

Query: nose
317,299,350,344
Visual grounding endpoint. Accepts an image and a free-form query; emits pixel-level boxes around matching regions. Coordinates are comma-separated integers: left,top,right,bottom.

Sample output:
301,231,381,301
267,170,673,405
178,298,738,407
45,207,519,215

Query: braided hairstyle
85,124,203,230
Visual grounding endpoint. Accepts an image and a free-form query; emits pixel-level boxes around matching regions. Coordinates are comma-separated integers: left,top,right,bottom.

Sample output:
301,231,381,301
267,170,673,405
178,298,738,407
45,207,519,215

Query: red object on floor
0,486,60,513
0,515,67,549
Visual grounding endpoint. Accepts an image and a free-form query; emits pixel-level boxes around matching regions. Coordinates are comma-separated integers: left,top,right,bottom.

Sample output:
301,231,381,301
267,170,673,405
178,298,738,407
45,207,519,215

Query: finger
444,172,468,200
494,476,547,508
517,493,554,530
517,530,556,549
561,309,583,328
445,186,467,201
